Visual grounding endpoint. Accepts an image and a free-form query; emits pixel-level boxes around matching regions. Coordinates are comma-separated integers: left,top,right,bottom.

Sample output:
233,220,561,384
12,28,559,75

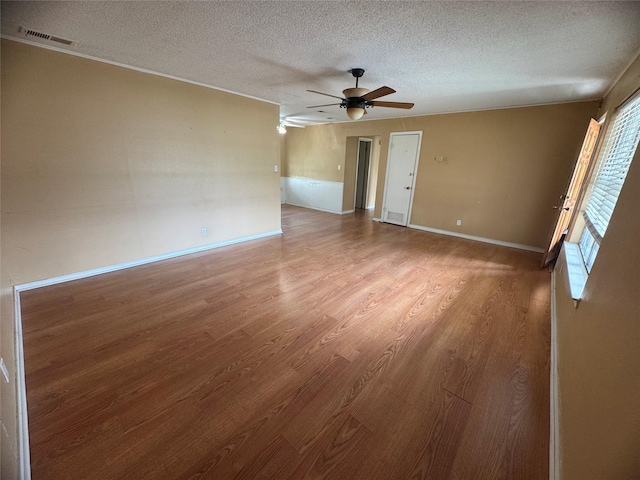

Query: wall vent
387,211,404,223
19,26,73,45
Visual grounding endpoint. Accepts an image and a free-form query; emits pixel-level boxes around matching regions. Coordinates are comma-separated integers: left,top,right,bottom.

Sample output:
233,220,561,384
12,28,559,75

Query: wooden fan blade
370,101,414,109
361,86,396,101
307,90,345,100
307,103,341,108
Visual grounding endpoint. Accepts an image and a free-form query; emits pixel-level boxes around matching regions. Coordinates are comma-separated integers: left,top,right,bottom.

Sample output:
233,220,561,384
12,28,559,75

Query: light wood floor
21,205,550,479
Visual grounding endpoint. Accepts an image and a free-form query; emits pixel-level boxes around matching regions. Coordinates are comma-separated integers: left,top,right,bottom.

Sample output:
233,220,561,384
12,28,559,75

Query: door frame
353,137,373,210
381,131,423,226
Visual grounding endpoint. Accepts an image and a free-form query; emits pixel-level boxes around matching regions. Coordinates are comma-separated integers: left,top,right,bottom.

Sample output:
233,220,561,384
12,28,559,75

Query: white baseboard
11,228,282,480
341,209,355,215
407,224,544,253
284,202,342,215
15,230,282,292
13,291,30,480
372,217,382,222
550,270,560,480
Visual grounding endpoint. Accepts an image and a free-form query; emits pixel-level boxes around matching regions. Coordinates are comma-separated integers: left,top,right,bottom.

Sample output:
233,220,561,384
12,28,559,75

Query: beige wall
0,39,280,476
282,124,345,182
555,53,640,480
284,101,598,248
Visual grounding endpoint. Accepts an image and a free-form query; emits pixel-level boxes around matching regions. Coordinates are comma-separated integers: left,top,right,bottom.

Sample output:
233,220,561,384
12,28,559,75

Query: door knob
405,186,411,190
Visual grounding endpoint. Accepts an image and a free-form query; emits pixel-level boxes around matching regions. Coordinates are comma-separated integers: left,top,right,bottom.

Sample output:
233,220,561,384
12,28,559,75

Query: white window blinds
583,93,640,241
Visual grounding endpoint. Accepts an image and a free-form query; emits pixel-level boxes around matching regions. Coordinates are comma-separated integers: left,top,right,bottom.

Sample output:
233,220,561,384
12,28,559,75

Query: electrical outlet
0,358,9,383
201,227,208,236
273,165,278,173
338,165,341,171
456,219,462,226
435,155,444,162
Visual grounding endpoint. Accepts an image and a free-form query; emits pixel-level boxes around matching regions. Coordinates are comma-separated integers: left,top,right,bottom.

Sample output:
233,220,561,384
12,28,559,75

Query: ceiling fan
307,68,414,120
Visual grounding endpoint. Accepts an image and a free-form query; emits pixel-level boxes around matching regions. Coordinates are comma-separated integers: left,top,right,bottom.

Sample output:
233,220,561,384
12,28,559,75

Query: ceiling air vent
18,26,73,45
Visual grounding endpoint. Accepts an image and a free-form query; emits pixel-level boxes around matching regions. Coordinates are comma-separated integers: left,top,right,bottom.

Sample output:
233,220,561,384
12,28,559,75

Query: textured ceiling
2,1,640,126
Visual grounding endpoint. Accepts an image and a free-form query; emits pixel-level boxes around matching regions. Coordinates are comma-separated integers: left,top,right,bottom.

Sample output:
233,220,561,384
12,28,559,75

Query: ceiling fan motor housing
343,97,367,109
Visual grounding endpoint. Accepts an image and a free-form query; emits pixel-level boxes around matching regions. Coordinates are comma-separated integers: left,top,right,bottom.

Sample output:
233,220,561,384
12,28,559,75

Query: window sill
563,242,588,306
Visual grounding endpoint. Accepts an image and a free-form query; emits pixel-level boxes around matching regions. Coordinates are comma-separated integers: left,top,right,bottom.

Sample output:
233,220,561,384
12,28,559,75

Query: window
578,92,640,272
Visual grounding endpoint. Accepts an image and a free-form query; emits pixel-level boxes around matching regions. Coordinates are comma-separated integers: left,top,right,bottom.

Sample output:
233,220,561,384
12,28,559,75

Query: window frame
566,90,640,297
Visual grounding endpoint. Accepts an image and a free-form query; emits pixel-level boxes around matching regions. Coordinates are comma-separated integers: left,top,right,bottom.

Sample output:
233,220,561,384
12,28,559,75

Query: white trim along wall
282,177,344,214
550,270,561,480
408,224,545,253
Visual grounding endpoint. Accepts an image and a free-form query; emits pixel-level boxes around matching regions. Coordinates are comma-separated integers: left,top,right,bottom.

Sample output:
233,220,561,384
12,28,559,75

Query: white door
541,118,601,267
382,132,422,226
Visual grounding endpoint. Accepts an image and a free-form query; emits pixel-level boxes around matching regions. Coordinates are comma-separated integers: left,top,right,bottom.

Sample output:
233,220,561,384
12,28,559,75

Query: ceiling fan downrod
350,68,365,88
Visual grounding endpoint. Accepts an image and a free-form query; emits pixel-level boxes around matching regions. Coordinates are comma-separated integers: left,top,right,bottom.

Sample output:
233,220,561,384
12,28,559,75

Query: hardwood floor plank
113,397,249,480
230,434,300,480
449,300,548,479
284,414,374,480
405,389,473,480
282,318,417,456
21,205,550,479
499,299,550,479
439,284,509,404
172,353,351,479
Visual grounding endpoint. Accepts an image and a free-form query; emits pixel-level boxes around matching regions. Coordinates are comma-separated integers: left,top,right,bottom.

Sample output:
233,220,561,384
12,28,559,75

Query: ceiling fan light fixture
346,107,365,120
306,67,413,121
343,87,369,98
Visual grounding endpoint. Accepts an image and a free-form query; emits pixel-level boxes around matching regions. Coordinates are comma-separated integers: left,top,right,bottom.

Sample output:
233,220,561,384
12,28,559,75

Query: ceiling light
281,118,306,129
344,93,367,121
346,107,365,120
277,123,287,134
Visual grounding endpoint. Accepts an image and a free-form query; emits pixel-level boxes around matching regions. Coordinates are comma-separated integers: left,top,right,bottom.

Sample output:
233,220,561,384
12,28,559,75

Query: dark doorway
355,139,372,209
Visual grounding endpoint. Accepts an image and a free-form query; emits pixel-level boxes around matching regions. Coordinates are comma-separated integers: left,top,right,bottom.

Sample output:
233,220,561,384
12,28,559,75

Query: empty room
1,2,639,479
